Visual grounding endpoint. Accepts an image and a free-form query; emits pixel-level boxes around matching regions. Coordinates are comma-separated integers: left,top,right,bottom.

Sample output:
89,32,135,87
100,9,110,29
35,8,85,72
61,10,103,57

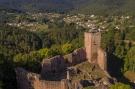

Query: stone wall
97,48,107,70
84,32,101,63
32,79,83,89
41,55,66,78
15,31,108,89
15,68,40,89
41,48,86,71
40,48,86,80
15,68,29,89
38,80,69,89
32,79,69,89
84,31,107,71
15,68,69,89
64,48,86,66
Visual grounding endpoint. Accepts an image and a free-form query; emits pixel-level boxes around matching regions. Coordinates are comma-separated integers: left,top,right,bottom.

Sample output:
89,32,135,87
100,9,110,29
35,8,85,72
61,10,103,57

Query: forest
0,19,85,89
0,9,135,89
1,0,135,15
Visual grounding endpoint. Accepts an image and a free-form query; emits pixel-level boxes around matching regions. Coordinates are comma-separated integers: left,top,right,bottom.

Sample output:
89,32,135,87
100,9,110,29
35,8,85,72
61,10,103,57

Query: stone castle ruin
15,29,111,89
85,30,107,70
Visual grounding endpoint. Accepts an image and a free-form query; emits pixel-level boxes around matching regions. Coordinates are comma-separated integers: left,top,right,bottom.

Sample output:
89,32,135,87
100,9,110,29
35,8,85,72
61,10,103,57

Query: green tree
0,81,3,89
49,45,62,56
124,46,135,72
13,53,23,63
38,48,50,58
83,86,95,89
62,43,74,54
114,44,126,59
109,83,132,89
101,29,115,53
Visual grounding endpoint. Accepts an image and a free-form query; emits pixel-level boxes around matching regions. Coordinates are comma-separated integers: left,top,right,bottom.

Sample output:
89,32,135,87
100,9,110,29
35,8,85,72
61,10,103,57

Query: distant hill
72,0,135,15
0,0,73,12
0,0,135,15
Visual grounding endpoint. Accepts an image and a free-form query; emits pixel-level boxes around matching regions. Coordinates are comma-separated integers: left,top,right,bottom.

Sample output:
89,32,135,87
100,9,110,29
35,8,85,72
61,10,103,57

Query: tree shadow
107,53,135,87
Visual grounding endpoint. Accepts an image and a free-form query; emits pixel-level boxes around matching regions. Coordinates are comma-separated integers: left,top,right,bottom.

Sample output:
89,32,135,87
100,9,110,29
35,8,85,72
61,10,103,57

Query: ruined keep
85,30,107,70
97,48,107,71
84,30,101,63
15,30,109,89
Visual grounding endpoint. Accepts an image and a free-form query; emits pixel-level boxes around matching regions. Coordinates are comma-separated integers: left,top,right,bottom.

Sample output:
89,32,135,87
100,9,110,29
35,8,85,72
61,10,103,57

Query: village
5,12,133,32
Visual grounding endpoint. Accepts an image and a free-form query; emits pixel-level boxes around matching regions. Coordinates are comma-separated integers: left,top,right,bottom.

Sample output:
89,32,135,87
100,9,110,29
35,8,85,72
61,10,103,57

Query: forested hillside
1,0,135,88
72,0,135,15
0,18,85,89
0,10,135,88
1,0,135,15
0,0,72,12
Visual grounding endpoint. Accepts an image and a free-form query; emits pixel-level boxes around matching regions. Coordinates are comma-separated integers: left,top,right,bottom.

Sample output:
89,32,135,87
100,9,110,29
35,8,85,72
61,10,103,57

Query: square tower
84,31,101,63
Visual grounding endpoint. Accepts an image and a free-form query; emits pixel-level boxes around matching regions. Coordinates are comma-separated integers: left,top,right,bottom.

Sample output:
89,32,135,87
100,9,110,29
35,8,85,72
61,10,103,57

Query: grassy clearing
124,71,135,82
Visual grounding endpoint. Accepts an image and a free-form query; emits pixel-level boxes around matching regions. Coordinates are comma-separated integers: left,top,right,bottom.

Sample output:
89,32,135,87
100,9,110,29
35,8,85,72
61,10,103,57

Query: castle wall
97,48,107,71
32,78,82,89
15,68,29,89
84,32,101,63
41,48,86,80
15,68,40,89
38,80,69,89
15,31,108,89
64,48,86,66
15,68,69,89
41,55,66,77
32,80,67,89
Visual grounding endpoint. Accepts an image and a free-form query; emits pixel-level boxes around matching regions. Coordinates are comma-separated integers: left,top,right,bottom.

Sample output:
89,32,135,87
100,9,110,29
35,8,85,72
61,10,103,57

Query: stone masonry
84,30,101,63
64,48,86,66
15,68,69,89
85,30,107,70
15,30,108,89
97,48,107,71
41,55,66,80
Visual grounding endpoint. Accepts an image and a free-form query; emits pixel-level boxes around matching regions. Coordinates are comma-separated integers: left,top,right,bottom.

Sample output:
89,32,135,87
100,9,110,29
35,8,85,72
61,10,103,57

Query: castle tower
97,48,107,70
84,29,107,70
84,30,101,63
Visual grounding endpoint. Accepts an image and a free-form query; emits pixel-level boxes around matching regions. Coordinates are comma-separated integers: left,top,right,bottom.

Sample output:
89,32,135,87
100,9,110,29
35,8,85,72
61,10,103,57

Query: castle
85,30,107,70
15,29,109,89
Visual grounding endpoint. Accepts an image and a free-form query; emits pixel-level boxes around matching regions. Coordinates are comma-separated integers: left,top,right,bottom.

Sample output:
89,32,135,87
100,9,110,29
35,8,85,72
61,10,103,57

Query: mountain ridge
0,0,135,15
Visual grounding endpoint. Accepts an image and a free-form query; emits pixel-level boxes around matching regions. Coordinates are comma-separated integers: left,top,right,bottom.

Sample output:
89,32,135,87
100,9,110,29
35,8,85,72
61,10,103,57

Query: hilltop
72,0,135,15
0,0,135,15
